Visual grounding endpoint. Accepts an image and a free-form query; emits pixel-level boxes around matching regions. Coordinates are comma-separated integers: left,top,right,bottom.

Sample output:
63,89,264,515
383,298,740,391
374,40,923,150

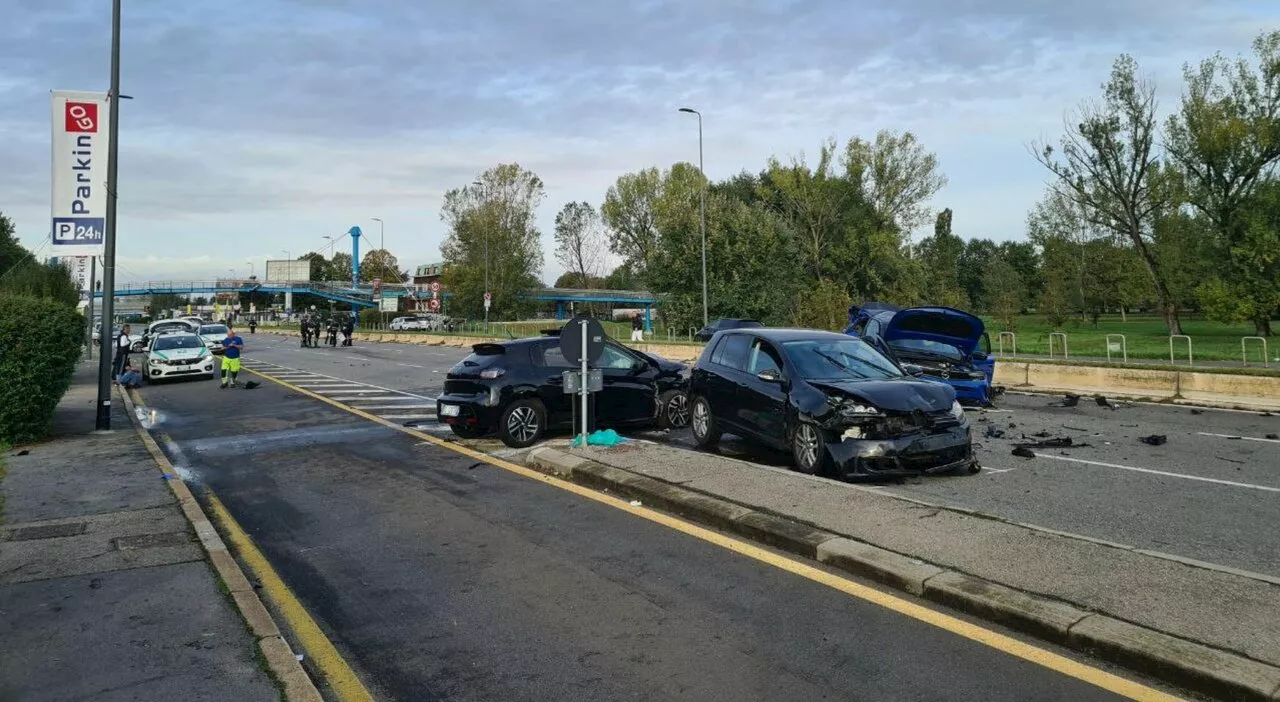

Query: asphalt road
130,335,1180,701
235,334,1280,582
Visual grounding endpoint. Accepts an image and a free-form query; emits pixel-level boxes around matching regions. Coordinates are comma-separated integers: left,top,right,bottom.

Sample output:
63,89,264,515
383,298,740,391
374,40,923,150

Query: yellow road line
246,367,1182,702
205,491,374,702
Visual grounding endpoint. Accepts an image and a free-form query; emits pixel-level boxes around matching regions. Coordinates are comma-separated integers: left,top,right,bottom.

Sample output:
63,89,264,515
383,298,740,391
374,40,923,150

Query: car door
531,342,575,425
736,339,788,449
596,343,656,425
702,333,754,434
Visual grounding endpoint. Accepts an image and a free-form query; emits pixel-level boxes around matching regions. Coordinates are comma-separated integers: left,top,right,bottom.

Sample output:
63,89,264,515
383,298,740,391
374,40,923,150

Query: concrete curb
119,387,323,702
527,446,1280,701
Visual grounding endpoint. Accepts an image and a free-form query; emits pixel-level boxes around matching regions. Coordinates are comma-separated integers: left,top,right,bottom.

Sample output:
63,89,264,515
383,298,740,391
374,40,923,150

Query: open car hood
883,307,984,356
809,378,954,413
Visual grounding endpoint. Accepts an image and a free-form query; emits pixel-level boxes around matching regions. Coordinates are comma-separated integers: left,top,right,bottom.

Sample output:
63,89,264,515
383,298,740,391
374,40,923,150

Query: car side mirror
757,368,781,383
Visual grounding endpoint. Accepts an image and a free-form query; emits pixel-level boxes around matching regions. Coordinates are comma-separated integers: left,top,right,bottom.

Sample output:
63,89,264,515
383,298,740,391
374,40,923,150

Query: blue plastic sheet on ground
570,429,626,448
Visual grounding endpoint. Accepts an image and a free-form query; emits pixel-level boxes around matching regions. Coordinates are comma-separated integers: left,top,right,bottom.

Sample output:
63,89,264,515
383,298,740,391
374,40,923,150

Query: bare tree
553,201,606,288
1033,55,1182,333
843,129,948,237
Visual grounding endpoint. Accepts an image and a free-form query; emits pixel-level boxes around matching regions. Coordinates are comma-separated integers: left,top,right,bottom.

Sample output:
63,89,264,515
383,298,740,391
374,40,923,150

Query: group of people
111,320,245,389
299,314,356,348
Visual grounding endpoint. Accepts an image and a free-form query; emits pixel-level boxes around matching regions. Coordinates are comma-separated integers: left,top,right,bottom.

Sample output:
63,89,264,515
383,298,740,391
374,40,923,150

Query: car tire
658,389,690,429
498,398,546,449
449,424,486,439
790,421,829,475
690,395,721,448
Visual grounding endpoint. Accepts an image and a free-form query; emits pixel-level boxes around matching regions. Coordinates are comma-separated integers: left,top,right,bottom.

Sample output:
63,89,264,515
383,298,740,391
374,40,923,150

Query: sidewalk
527,441,1280,701
0,365,279,702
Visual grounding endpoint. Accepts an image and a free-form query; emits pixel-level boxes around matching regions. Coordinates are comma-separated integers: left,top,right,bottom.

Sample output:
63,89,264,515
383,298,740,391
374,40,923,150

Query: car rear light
479,368,505,379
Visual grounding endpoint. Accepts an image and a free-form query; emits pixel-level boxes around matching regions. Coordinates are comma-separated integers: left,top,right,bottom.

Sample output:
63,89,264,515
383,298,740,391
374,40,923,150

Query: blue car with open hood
845,303,997,406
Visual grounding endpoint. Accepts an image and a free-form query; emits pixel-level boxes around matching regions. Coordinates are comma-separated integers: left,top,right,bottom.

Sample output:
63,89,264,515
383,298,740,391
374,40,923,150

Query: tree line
434,30,1278,334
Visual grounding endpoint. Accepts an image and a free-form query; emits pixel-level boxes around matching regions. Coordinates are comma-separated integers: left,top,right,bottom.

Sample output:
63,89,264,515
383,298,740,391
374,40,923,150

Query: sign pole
84,257,97,359
580,318,589,448
94,0,122,431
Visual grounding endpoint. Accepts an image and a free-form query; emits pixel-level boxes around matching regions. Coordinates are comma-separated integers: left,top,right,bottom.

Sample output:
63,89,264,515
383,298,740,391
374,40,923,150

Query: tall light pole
371,217,385,280
678,107,708,326
94,0,123,430
281,249,291,260
472,180,490,323
247,260,255,278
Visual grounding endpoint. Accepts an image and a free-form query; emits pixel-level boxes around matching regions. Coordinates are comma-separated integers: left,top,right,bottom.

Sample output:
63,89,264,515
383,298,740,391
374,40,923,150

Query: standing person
341,315,355,347
309,317,321,347
248,317,257,334
113,324,133,378
630,313,644,342
326,317,339,347
300,316,312,347
219,325,245,389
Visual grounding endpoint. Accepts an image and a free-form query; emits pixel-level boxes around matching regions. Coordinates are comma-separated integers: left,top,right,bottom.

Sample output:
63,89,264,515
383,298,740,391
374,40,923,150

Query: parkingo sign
50,90,109,256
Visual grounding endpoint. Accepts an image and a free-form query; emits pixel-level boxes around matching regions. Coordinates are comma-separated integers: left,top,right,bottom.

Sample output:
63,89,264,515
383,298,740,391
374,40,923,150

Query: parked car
688,328,978,478
389,316,427,331
140,331,216,382
693,318,763,343
845,303,996,406
92,321,122,344
198,323,229,354
132,319,199,352
436,335,691,448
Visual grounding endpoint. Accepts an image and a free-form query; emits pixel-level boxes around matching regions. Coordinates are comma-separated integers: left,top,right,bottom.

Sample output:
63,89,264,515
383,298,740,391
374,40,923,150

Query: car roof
718,328,853,343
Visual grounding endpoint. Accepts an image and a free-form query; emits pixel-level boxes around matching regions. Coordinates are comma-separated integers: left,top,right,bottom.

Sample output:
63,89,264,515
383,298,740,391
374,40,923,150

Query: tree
601,167,662,282
842,130,948,236
981,256,1025,330
553,202,605,290
914,208,968,307
440,163,545,320
297,252,327,281
764,139,849,281
1034,55,1183,333
330,252,353,283
957,238,998,310
603,264,641,290
150,293,185,314
1165,30,1280,335
359,249,403,283
553,271,605,288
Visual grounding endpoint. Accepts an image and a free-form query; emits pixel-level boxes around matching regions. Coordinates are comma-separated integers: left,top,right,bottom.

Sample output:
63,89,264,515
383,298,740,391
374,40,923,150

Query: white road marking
246,362,436,400
377,415,438,420
352,405,436,410
1032,454,1280,493
328,395,419,401
1196,431,1280,445
982,467,1016,474
397,362,427,369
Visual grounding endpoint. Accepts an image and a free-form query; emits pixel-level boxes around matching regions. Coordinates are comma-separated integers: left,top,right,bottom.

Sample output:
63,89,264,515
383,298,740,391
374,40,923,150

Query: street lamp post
678,107,708,327
371,217,385,280
281,249,291,260
247,261,255,278
94,0,123,430
472,180,490,324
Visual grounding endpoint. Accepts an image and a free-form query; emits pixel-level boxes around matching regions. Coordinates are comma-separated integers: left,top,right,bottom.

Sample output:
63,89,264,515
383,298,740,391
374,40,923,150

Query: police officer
300,315,312,347
326,317,339,347
341,315,355,347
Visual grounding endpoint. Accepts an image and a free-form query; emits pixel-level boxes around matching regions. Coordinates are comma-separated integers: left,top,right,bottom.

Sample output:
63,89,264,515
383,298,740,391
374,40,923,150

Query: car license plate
439,404,460,417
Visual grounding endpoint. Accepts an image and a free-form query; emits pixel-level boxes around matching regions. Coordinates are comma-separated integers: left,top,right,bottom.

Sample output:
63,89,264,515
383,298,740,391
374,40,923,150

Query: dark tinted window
893,313,976,339
865,319,882,338
598,344,636,370
747,340,782,375
535,343,574,368
712,334,753,371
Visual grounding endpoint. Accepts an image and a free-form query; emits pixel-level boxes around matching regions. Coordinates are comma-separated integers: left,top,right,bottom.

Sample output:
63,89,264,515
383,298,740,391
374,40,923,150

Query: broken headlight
950,400,965,421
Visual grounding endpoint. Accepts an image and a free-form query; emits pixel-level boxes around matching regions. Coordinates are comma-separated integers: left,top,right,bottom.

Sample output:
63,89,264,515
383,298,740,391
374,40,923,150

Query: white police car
198,323,229,354
142,331,216,382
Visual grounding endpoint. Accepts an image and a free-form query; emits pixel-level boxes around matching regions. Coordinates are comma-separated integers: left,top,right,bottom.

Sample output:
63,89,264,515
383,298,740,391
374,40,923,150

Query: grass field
984,314,1279,363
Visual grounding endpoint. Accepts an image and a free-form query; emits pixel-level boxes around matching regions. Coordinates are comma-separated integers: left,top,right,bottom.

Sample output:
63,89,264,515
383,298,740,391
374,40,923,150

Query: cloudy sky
1,0,1275,284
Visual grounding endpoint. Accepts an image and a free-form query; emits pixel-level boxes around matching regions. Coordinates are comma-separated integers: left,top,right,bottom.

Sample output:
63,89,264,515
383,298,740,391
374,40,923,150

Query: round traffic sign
430,281,441,293
483,292,492,301
560,315,606,366
428,298,440,311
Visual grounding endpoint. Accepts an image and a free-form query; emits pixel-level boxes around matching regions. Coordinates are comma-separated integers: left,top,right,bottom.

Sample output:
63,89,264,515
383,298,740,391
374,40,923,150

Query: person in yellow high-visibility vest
219,325,245,388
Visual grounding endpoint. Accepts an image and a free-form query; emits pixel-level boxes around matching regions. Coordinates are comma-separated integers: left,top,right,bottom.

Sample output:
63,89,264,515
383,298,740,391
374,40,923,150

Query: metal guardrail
1169,334,1193,366
1048,332,1068,360
1242,336,1268,367
1105,334,1127,363
997,332,1016,357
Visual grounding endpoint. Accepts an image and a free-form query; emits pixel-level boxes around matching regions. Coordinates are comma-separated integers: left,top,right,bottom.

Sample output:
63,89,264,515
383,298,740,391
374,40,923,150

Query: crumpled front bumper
827,422,973,478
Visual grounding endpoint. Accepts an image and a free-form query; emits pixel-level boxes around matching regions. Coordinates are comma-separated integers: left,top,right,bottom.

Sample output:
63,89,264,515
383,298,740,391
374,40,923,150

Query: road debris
1139,434,1167,446
1063,426,1088,432
1095,395,1119,410
1267,434,1279,440
629,500,643,507
1190,409,1205,415
1216,456,1245,464
1011,447,1036,458
1052,394,1080,408
1014,437,1079,449
984,425,1005,439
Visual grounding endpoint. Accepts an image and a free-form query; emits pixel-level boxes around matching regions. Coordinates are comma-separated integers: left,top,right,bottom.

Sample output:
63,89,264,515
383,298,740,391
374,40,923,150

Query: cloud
1,0,1277,281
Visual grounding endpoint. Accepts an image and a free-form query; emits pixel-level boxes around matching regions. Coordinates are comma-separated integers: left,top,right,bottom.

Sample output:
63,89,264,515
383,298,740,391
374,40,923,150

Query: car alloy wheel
506,405,540,444
692,399,709,438
793,423,821,473
667,393,690,427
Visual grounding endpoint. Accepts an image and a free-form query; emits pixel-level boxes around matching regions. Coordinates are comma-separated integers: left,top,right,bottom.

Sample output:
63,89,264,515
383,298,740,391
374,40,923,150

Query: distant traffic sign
428,298,440,311
560,315,605,366
430,281,441,293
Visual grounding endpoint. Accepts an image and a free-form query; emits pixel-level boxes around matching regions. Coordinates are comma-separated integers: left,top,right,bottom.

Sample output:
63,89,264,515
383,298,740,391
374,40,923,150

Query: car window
153,335,203,351
199,325,228,335
890,338,964,361
537,344,575,368
781,338,904,380
598,344,636,370
865,319,881,338
747,340,782,375
712,334,753,371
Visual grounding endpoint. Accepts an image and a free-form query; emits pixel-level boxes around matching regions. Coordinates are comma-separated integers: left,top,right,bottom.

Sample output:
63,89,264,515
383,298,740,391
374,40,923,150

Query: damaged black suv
689,328,979,478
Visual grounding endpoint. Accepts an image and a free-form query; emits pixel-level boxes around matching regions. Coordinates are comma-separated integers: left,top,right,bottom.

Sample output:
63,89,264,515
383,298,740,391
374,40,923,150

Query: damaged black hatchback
689,328,979,478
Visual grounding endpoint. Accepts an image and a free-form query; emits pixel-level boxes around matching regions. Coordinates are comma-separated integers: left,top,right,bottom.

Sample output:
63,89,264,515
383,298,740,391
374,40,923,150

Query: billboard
264,259,312,282
51,91,109,257
379,297,398,312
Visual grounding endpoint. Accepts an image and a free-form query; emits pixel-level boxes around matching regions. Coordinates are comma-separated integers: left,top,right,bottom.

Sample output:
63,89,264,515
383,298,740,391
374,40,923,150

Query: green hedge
0,294,85,443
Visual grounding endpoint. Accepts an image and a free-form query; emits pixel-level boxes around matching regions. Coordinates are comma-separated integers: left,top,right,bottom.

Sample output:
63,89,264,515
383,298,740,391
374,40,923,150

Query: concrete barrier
995,361,1280,410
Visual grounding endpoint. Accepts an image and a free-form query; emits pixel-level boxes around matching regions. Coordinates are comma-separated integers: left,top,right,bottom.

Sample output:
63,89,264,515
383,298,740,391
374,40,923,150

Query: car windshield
782,338,903,380
153,335,203,351
889,338,965,361
199,325,228,336
151,323,189,334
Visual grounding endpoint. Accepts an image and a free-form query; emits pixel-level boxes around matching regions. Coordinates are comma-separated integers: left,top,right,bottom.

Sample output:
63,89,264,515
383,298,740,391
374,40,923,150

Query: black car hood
809,378,953,413
636,350,686,374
